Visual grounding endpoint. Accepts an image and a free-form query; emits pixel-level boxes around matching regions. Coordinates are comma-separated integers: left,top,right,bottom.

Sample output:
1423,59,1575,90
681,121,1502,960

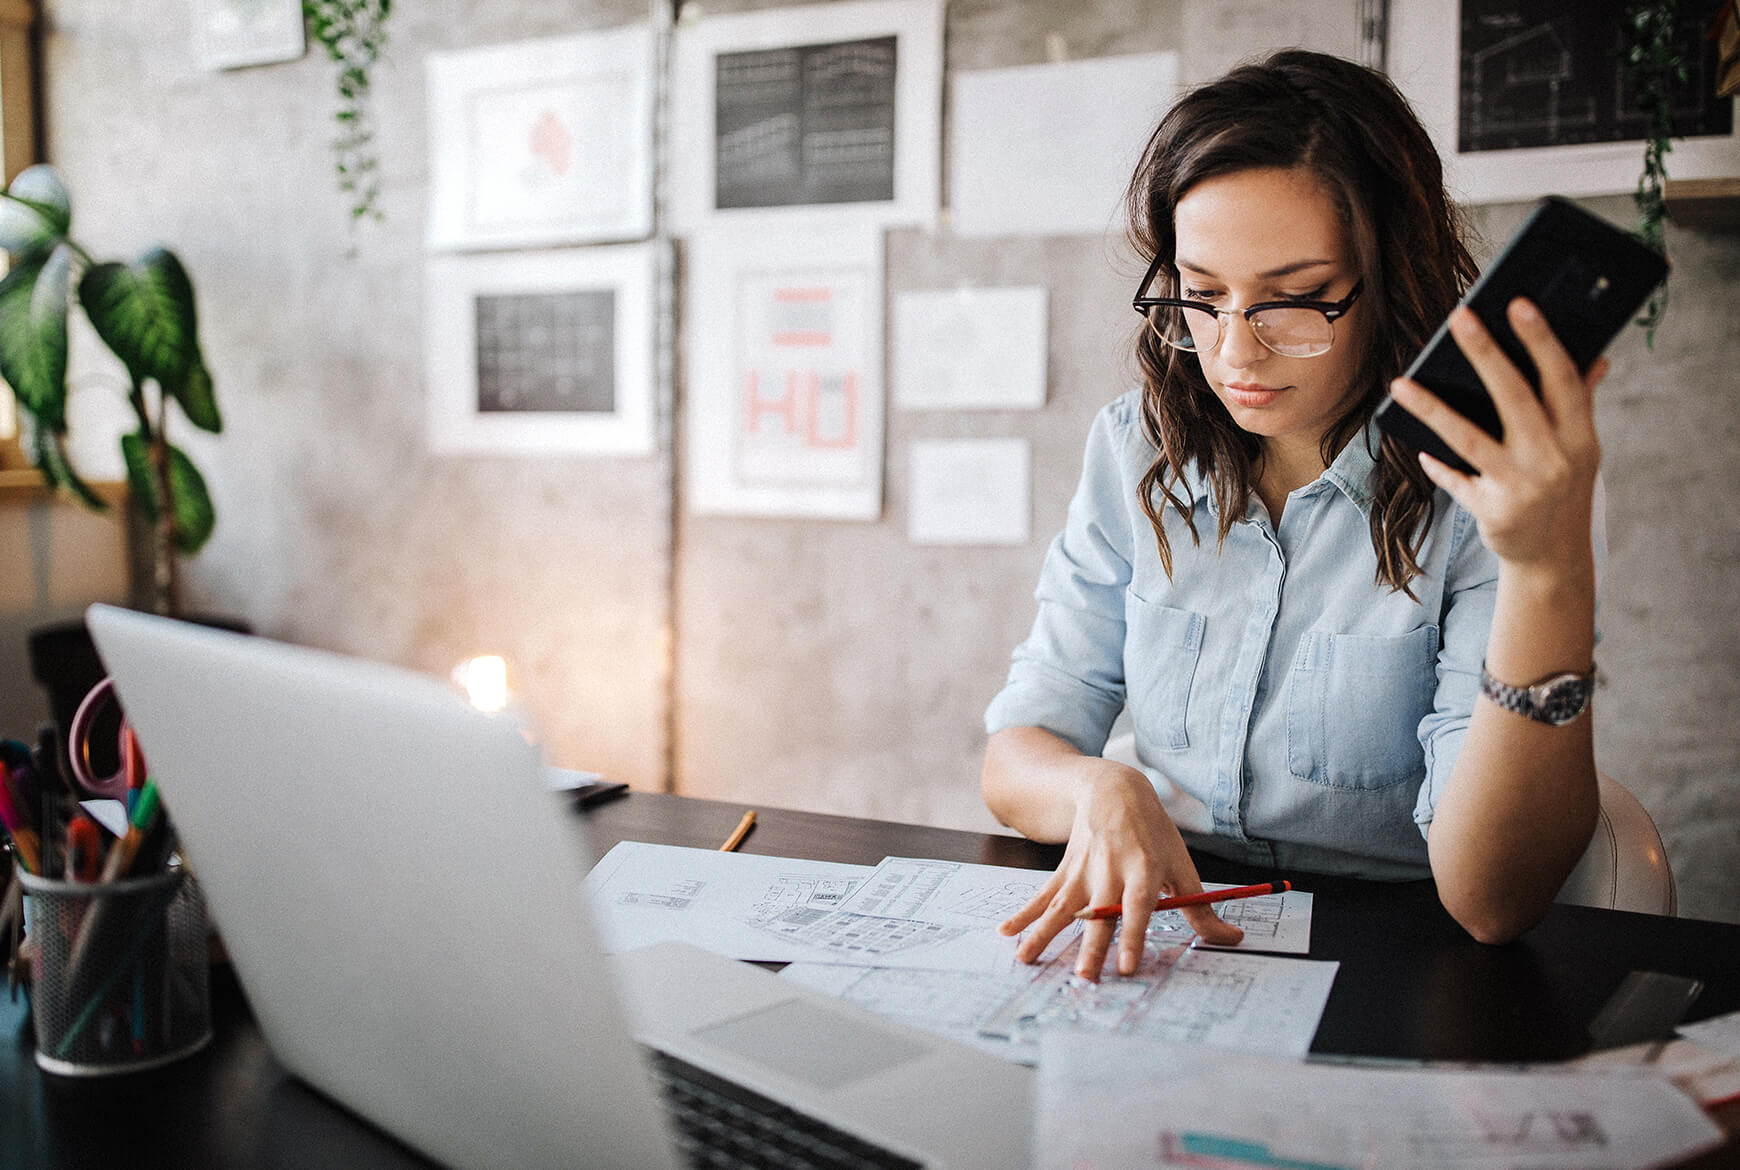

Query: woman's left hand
1388,299,1607,574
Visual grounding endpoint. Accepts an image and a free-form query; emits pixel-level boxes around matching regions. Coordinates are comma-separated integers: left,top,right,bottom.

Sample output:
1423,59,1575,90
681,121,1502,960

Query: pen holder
18,866,212,1076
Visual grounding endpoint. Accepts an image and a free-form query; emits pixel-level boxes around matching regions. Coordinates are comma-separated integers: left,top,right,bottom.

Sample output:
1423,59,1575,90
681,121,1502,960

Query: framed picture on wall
424,243,658,456
686,223,884,519
193,0,306,71
669,0,943,231
1389,0,1740,203
426,25,655,250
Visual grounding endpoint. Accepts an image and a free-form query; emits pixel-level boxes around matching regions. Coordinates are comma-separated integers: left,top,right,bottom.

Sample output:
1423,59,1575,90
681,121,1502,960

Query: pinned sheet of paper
907,438,1030,546
949,52,1178,238
893,287,1047,410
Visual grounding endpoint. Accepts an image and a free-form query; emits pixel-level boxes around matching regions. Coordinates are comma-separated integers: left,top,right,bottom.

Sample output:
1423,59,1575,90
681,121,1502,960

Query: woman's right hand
997,757,1243,979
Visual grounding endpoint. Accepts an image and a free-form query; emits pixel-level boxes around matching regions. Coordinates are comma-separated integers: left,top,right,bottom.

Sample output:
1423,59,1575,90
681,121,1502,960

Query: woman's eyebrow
1174,257,1338,280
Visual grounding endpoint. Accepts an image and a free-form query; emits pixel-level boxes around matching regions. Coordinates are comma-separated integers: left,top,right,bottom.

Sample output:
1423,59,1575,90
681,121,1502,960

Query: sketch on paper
715,36,898,209
687,224,885,520
733,267,875,492
424,244,657,456
426,27,655,249
1457,0,1731,154
669,0,943,229
1389,0,1740,202
474,290,615,414
784,931,1337,1065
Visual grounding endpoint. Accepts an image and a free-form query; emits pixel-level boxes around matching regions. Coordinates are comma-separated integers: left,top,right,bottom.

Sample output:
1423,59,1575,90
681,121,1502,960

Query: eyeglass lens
1146,304,1337,359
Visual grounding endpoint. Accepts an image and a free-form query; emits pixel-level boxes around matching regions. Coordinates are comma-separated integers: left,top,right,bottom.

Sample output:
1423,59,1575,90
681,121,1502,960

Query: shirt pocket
1286,625,1440,790
1123,595,1206,750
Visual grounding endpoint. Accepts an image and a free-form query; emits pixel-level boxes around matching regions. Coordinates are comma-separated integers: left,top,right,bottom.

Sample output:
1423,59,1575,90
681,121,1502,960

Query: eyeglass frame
1130,252,1365,358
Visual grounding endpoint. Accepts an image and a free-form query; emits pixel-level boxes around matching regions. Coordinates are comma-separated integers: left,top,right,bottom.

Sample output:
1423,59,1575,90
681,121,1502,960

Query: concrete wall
9,0,1736,924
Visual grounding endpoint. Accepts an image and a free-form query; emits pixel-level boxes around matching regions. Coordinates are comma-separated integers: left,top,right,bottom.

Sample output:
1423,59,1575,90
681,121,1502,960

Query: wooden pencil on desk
719,810,756,852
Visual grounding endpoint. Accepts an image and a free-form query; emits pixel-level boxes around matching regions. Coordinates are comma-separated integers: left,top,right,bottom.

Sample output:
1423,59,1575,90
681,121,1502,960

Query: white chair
1556,771,1677,916
1099,733,1677,916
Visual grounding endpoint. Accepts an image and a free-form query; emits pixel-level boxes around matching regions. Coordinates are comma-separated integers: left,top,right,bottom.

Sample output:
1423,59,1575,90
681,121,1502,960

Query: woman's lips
1223,382,1284,408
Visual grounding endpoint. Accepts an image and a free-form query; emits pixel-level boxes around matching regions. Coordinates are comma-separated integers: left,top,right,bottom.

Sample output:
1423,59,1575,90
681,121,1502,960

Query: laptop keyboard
647,1048,925,1170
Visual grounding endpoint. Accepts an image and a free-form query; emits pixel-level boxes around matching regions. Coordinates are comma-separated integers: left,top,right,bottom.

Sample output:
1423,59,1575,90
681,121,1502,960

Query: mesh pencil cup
18,865,212,1076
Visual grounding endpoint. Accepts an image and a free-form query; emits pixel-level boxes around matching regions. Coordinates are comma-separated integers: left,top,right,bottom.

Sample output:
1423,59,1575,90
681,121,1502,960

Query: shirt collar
1168,420,1382,520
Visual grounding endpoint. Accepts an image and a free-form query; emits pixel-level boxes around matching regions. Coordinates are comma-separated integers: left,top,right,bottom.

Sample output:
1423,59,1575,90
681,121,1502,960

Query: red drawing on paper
743,371,858,449
529,109,572,177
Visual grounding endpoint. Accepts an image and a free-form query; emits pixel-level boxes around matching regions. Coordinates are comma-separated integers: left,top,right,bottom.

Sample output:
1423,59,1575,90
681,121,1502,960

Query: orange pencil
1073,880,1290,921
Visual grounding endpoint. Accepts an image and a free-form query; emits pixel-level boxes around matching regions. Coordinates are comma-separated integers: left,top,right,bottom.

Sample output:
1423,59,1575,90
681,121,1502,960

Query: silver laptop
86,604,1030,1170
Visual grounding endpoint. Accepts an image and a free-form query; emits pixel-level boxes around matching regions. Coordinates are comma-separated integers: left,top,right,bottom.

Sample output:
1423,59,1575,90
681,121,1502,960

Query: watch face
1535,676,1593,725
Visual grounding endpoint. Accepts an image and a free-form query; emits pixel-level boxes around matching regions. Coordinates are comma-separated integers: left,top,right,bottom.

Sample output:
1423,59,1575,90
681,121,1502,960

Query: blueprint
582,842,1063,970
1035,1032,1723,1170
784,932,1336,1066
843,856,1313,954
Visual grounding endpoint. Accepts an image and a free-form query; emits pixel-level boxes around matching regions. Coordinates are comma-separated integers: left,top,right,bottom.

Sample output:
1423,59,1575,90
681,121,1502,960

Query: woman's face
1170,166,1370,463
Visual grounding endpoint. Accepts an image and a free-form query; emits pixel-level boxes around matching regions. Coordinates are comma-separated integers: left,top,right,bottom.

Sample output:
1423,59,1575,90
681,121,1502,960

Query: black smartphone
1373,196,1668,474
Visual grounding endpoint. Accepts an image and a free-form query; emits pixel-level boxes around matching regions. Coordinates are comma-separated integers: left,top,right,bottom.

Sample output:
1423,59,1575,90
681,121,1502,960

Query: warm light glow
453,655,510,713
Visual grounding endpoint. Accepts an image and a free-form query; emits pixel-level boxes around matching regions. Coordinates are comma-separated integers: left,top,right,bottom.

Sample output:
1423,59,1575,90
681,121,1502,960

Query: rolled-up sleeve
985,399,1142,756
1413,505,1497,833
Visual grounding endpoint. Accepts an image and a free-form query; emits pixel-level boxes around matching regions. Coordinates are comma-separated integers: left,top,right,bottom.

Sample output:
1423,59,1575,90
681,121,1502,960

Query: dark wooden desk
5,792,1738,1169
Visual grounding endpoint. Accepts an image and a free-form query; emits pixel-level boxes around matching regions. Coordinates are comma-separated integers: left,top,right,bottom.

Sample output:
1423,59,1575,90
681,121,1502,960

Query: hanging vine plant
1621,0,1688,348
304,0,393,232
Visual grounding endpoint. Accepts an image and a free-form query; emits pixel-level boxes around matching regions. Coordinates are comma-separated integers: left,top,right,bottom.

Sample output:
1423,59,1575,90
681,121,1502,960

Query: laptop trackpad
693,998,930,1091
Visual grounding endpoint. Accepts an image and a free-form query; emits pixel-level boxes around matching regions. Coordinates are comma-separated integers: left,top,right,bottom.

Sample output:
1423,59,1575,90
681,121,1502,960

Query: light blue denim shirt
987,390,1514,880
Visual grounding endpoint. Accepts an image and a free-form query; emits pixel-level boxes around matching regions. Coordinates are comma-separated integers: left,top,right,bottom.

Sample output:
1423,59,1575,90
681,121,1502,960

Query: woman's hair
1126,49,1477,593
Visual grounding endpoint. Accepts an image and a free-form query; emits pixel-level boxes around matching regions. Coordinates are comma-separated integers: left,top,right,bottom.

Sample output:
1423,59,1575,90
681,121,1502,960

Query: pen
1072,880,1291,921
719,810,756,852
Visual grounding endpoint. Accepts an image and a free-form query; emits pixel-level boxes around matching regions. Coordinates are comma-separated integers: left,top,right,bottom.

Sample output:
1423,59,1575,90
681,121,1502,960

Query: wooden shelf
1664,177,1740,231
0,467,125,506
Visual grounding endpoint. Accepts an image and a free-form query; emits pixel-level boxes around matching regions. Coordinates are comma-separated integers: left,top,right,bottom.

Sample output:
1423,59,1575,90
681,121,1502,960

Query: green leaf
77,248,202,392
33,425,107,511
120,431,160,522
176,357,222,433
0,165,72,256
120,434,216,554
167,444,216,554
0,244,72,429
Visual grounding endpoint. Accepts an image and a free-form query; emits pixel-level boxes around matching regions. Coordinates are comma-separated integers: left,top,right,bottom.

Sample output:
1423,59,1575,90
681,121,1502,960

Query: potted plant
0,163,220,617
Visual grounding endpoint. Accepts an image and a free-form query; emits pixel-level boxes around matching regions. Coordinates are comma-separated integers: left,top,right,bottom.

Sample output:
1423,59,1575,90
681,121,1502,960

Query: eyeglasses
1132,254,1364,359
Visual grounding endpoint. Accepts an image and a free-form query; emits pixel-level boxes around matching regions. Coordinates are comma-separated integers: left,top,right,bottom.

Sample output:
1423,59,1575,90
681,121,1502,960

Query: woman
982,50,1605,980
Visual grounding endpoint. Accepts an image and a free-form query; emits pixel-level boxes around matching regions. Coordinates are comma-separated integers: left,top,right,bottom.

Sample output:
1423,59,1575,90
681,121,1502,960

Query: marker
98,782,162,884
1072,880,1291,921
66,816,103,884
0,765,42,874
719,810,756,852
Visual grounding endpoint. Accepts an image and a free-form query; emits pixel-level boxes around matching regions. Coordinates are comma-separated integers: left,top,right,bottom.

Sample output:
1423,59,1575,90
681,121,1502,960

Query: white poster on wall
687,223,885,519
950,52,1178,238
908,438,1030,546
426,25,655,250
669,0,944,231
894,286,1047,410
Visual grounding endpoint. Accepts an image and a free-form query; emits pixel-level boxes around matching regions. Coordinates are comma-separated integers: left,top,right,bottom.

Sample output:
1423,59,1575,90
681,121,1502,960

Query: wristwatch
1478,662,1596,726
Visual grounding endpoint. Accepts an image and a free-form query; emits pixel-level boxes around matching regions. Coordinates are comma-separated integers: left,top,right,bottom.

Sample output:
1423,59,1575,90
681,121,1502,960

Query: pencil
1072,880,1290,921
718,810,756,852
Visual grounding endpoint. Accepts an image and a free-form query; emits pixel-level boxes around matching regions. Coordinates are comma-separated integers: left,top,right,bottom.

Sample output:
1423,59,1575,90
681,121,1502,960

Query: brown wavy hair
1127,49,1478,593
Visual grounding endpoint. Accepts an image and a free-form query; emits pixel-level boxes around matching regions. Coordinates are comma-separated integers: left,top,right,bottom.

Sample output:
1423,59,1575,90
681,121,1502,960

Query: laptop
85,604,1031,1170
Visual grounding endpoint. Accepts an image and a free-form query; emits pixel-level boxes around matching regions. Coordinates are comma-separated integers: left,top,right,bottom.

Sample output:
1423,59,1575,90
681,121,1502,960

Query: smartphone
1373,196,1668,474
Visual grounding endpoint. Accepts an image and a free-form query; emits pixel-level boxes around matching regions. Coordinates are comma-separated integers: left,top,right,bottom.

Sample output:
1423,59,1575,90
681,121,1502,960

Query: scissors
67,676,147,806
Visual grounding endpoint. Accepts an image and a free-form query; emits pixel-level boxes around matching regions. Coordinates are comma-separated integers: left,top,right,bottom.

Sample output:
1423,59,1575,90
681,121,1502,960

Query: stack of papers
584,842,1737,1163
1035,1033,1725,1170
583,842,1336,1064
